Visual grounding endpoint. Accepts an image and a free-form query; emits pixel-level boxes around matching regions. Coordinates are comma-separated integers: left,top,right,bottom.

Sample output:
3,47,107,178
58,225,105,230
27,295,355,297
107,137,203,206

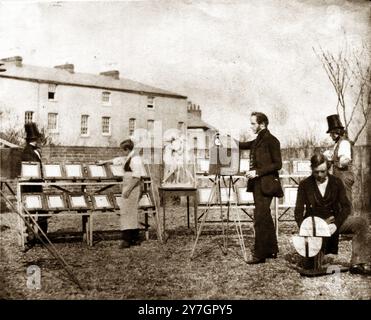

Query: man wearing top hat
323,114,354,203
22,122,48,240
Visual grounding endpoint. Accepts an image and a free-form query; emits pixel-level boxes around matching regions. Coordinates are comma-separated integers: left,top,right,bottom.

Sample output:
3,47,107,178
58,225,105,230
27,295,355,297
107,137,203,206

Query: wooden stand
299,249,349,277
17,179,123,249
159,186,198,238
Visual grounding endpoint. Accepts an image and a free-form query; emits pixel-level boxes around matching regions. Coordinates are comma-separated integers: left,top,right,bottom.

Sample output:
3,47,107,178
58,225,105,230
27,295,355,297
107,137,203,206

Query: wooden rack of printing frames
17,161,162,248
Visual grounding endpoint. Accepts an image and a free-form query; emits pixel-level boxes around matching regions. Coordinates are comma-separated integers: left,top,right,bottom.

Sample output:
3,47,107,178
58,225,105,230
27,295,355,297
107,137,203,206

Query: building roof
0,62,187,99
187,112,216,130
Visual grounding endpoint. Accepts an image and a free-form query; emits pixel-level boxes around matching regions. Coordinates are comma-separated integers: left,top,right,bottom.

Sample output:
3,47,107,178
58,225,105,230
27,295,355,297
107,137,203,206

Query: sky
0,0,370,145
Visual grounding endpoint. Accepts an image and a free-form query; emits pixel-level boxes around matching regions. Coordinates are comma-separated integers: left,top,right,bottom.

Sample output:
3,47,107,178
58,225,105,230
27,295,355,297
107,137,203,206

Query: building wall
0,77,188,147
0,77,41,127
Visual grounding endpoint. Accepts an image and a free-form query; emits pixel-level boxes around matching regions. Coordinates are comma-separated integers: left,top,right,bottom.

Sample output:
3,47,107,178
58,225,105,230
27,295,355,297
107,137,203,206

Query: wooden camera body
209,135,240,176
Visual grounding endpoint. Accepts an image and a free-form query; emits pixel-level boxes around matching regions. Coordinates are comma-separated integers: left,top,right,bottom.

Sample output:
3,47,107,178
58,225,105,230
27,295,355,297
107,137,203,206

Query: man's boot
120,230,131,249
38,219,48,234
130,229,141,246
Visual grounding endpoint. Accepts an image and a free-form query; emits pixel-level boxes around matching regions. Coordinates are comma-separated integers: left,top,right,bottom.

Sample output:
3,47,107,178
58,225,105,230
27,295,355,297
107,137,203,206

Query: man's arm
294,183,306,228
123,177,141,198
256,137,282,176
21,147,38,162
336,140,352,168
334,178,351,228
235,139,253,150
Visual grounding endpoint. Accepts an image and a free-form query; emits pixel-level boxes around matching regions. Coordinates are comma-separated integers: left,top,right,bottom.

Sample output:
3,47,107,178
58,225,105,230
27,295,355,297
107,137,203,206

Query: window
47,113,58,132
147,96,154,109
102,91,111,105
177,122,185,133
81,115,89,136
147,119,155,147
48,84,57,100
102,116,111,135
147,119,154,134
193,137,198,156
129,118,136,136
25,111,34,124
205,135,210,158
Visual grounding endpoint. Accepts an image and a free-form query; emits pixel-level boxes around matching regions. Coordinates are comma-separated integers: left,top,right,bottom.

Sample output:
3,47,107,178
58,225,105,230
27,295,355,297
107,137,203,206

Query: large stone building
0,56,188,147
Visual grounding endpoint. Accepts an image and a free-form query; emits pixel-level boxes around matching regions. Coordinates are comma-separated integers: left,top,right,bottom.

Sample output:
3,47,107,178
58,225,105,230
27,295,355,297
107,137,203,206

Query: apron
119,159,142,231
332,137,354,202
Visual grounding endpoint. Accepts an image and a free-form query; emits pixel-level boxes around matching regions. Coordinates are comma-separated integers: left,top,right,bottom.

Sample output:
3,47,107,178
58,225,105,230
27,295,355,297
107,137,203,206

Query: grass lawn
1,206,370,299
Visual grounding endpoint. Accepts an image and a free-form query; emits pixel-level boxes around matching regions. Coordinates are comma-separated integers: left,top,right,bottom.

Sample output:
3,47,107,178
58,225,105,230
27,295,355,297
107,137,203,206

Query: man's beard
316,176,327,183
332,135,340,143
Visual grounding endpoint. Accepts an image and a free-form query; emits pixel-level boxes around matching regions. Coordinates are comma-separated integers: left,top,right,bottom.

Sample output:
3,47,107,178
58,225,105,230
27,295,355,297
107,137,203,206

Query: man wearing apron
323,115,370,274
100,139,147,248
323,114,354,203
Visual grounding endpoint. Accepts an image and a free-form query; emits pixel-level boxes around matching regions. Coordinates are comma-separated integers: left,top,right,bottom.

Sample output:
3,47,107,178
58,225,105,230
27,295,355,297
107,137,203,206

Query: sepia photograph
0,0,370,307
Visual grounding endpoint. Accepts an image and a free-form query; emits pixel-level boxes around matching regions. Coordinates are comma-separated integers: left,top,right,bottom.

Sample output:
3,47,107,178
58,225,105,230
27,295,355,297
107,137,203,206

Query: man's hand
323,150,333,162
123,189,131,199
245,170,257,179
325,216,335,224
328,223,337,235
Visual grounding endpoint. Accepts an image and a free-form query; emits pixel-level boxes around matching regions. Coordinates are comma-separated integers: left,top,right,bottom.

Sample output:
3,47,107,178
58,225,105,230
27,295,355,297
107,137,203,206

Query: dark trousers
333,169,354,204
252,179,279,258
339,215,369,265
21,186,48,241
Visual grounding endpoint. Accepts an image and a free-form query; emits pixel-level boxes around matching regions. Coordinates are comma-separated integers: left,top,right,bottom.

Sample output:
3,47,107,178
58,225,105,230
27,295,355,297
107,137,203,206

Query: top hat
326,114,344,133
24,122,42,141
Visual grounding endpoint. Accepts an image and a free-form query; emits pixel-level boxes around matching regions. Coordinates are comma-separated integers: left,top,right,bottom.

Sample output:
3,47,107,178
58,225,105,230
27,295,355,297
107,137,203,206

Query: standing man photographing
237,112,283,264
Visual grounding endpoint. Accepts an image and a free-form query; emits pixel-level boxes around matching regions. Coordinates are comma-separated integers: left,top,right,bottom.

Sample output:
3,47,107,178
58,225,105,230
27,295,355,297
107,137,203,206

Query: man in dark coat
237,112,283,264
21,122,48,237
294,153,370,275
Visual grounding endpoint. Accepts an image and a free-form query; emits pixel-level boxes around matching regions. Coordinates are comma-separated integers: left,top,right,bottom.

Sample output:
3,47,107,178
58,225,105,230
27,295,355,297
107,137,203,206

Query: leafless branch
314,40,370,145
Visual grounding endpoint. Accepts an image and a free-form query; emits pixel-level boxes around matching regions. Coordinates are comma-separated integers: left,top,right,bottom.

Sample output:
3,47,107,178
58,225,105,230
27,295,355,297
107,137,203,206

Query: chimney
54,63,74,73
187,102,202,118
1,56,22,67
100,70,120,80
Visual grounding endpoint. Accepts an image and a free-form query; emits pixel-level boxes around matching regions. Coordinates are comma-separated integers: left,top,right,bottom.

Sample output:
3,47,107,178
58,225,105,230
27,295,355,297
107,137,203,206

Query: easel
142,163,163,243
190,173,248,262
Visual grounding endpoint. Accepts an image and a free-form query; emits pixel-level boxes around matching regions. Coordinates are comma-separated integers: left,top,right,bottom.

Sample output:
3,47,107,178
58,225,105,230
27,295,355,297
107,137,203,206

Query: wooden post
187,196,190,228
274,197,279,238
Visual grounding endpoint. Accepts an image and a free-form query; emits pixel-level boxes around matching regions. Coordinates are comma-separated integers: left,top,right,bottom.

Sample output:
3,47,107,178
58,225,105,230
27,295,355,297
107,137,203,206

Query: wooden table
158,187,198,235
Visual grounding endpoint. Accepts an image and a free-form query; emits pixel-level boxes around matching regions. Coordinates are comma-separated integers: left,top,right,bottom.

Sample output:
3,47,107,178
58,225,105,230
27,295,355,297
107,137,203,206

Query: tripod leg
231,183,248,262
217,176,228,254
226,177,233,247
235,209,248,261
190,181,217,260
145,163,163,243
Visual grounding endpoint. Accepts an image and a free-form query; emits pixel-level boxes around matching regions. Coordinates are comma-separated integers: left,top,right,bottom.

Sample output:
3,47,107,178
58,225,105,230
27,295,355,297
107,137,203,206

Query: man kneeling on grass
294,153,370,276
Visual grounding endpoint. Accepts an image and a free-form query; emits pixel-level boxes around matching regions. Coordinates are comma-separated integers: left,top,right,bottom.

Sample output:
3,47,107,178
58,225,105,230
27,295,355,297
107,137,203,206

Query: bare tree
314,41,371,145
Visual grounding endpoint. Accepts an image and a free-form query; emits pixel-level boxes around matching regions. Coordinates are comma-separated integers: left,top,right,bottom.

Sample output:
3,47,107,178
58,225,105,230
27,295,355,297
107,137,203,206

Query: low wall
1,145,370,212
